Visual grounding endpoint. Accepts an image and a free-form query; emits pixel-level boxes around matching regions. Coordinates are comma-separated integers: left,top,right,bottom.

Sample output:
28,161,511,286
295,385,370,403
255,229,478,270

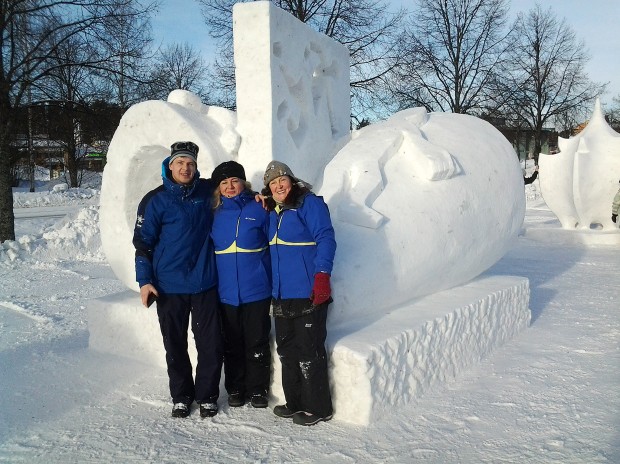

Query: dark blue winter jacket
269,193,336,300
133,157,217,294
211,190,272,306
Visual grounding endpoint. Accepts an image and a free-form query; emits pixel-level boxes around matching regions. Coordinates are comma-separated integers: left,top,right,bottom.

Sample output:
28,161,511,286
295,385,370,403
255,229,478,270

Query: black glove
613,214,617,223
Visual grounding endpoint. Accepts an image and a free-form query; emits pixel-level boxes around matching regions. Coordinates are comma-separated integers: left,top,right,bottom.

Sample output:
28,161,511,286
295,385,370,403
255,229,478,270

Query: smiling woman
209,160,273,409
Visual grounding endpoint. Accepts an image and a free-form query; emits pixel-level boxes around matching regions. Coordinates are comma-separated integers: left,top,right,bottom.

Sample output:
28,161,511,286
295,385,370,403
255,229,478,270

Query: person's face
170,157,196,185
219,177,244,198
269,175,292,203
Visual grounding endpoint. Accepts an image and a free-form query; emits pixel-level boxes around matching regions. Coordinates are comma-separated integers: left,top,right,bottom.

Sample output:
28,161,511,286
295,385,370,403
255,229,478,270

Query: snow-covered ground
0,172,618,463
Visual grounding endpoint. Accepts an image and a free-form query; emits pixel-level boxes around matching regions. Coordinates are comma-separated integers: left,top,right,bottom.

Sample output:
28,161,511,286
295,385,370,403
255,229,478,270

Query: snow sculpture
100,90,239,290
538,99,620,230
322,108,524,326
94,1,529,426
100,2,524,316
233,2,350,188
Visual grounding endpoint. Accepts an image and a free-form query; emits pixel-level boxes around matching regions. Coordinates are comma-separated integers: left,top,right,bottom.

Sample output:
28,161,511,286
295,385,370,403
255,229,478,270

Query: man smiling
133,141,223,419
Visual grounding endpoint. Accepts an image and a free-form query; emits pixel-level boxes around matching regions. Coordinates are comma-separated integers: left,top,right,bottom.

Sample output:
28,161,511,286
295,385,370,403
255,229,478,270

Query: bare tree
143,42,209,100
389,0,512,115
0,0,158,242
96,1,157,112
196,0,405,120
606,94,620,132
38,34,95,187
503,4,605,163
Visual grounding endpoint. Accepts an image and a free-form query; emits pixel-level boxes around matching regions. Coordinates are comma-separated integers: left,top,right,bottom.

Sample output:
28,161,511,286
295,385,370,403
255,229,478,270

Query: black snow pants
274,304,333,418
220,297,272,397
156,288,223,405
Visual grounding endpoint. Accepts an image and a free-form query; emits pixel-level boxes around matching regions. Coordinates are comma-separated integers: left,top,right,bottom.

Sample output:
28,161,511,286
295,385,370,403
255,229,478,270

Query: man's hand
612,214,617,224
255,193,268,210
140,284,159,308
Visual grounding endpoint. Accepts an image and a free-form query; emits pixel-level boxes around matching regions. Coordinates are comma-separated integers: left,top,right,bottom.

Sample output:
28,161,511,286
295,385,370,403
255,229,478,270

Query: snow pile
12,169,101,208
13,187,99,208
38,206,104,261
1,205,104,266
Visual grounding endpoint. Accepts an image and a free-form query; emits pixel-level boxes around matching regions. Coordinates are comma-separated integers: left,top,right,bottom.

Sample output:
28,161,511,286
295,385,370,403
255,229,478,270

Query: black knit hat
211,161,246,185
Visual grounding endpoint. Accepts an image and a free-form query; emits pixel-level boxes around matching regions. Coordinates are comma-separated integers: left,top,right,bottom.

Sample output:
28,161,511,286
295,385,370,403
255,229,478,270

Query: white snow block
87,290,197,368
233,1,350,188
323,275,531,425
87,276,530,426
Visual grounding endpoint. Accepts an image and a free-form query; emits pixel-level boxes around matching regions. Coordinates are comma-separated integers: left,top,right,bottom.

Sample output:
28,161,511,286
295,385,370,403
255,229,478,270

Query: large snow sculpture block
539,99,620,230
88,276,530,426
321,108,526,327
100,90,239,290
233,1,350,188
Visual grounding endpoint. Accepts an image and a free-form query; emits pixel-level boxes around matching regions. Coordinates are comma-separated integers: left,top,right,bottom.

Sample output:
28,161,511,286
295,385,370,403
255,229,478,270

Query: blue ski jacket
211,190,272,306
133,157,217,294
269,193,336,300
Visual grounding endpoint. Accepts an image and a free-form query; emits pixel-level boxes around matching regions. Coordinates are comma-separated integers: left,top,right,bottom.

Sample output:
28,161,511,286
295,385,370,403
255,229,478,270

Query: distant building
483,116,558,161
12,136,108,179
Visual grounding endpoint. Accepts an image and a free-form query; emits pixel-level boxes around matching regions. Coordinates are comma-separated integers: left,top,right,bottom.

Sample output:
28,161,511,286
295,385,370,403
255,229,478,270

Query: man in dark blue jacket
133,141,223,419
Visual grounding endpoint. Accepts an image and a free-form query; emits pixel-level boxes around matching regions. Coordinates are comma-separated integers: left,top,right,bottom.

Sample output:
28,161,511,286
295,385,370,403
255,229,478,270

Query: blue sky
152,0,620,107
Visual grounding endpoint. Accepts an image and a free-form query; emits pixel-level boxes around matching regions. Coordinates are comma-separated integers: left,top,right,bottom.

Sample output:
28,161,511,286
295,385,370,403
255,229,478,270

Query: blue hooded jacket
211,190,272,306
133,157,217,294
269,193,336,300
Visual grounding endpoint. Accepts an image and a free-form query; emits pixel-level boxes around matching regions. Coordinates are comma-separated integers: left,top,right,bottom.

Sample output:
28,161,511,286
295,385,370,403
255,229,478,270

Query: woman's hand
310,272,331,305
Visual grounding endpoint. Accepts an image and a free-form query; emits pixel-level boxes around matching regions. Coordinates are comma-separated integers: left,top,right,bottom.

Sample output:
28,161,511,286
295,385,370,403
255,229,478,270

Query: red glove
311,272,331,305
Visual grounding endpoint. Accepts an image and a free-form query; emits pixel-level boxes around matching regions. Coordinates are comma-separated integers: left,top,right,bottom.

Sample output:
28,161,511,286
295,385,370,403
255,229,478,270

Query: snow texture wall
539,99,620,230
233,1,351,189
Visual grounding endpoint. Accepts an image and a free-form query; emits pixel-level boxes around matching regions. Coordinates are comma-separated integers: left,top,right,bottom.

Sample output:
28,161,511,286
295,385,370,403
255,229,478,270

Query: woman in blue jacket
211,161,272,409
261,161,336,426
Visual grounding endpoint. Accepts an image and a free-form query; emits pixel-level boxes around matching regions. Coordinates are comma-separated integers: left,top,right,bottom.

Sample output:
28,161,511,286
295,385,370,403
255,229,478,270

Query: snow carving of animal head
320,108,525,327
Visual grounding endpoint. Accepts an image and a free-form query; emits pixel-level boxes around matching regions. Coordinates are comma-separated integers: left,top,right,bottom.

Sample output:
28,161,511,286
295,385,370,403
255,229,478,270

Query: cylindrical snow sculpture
320,108,525,327
100,90,239,290
538,99,620,230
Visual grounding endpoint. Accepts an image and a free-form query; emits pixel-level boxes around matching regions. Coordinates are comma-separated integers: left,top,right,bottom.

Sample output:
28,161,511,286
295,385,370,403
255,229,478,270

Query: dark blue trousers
220,298,272,397
156,288,223,405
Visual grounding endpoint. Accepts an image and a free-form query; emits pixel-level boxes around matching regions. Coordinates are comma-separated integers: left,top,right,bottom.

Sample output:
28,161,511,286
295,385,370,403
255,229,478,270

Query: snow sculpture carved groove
538,99,620,230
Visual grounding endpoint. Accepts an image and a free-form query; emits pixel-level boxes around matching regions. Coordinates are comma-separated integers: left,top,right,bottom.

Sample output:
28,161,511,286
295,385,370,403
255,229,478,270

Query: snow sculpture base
523,227,620,246
87,275,530,426
87,291,197,367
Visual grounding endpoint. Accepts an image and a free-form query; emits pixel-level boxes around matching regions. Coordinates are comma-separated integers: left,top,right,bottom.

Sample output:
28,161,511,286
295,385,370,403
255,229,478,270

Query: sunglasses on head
171,141,199,155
